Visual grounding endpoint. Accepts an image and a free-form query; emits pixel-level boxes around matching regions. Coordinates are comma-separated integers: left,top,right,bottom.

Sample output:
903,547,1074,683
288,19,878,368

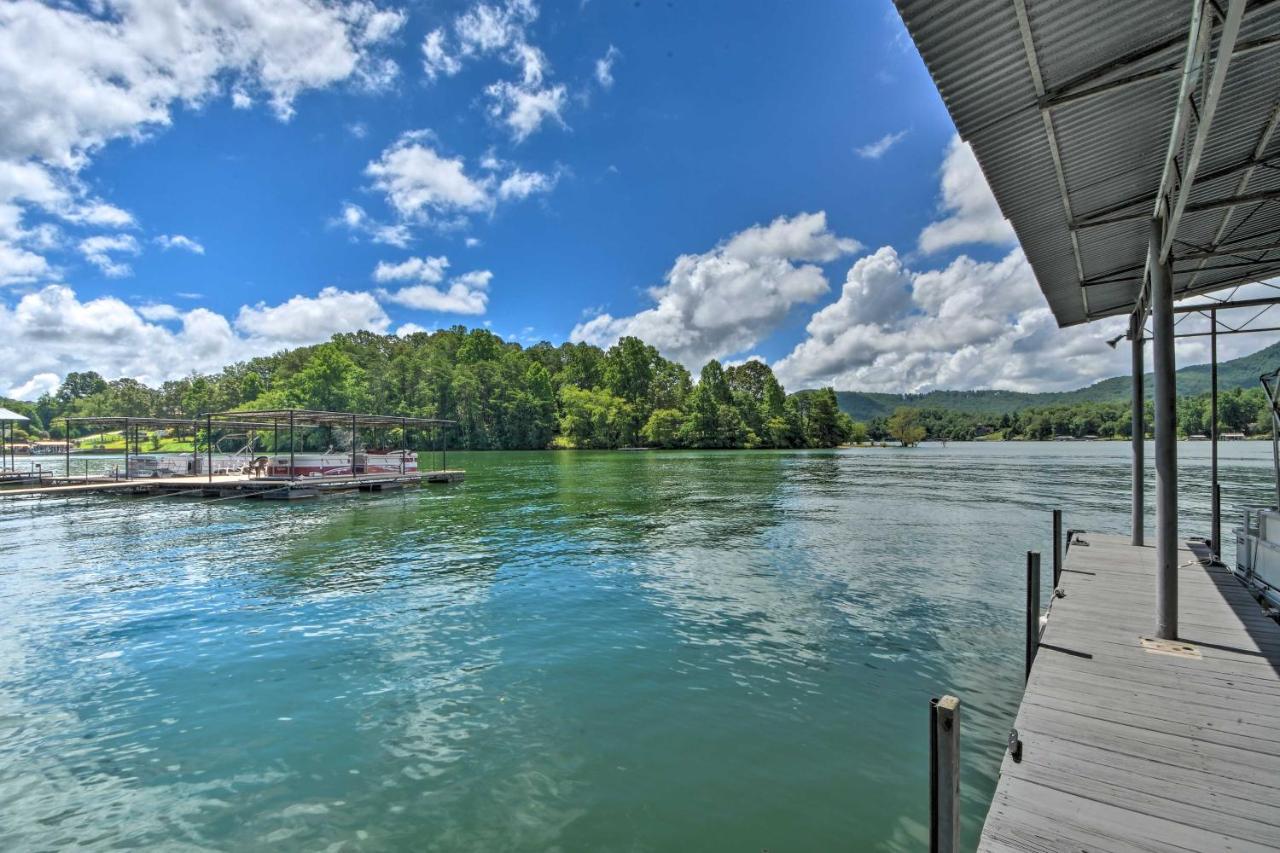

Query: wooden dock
978,533,1280,852
0,469,465,501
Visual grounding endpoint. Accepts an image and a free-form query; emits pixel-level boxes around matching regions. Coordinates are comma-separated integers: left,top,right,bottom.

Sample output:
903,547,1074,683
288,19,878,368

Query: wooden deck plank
977,533,1280,852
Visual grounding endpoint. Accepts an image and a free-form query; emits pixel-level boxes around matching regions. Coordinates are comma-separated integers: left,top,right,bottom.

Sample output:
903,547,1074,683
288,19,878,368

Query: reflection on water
0,442,1273,851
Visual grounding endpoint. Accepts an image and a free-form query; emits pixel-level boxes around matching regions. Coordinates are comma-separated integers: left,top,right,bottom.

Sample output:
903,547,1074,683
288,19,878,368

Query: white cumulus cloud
374,256,491,315
155,234,205,254
855,129,907,160
918,135,1016,253
0,0,406,288
421,1,567,142
78,234,140,278
595,45,620,89
571,212,859,368
342,131,557,242
0,283,397,396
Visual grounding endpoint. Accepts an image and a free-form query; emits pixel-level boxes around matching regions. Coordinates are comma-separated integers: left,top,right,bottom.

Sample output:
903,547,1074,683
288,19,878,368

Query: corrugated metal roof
0,407,29,421
895,0,1280,327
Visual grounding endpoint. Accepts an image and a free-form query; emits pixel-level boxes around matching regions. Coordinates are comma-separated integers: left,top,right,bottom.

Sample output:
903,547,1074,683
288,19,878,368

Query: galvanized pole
351,412,358,480
1052,509,1063,588
401,417,407,474
206,415,213,483
123,418,130,481
64,418,70,481
1130,311,1145,546
1026,551,1040,681
1210,308,1220,562
1150,218,1178,640
191,420,198,477
929,695,961,853
289,410,295,481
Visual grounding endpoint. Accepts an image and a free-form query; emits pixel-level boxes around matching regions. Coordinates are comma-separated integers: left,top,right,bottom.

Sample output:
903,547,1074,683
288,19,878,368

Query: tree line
7,327,857,451
866,386,1276,444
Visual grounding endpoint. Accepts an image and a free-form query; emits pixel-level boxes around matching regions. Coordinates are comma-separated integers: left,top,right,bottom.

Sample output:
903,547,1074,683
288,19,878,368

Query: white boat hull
1233,508,1280,610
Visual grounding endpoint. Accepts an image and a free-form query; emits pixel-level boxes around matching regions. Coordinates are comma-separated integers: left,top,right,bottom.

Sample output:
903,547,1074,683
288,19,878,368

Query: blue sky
0,0,1262,399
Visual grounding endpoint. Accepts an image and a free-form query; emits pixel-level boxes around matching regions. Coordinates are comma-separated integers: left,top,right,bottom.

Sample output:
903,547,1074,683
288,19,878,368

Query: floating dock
0,469,464,501
979,534,1280,852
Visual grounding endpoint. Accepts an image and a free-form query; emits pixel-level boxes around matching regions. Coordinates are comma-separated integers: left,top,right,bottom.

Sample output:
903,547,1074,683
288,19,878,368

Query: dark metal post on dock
288,410,295,481
442,423,447,472
1150,218,1178,640
123,418,130,481
191,420,198,477
929,694,960,853
1211,308,1221,562
206,415,213,483
63,418,70,481
1052,510,1063,588
1026,551,1040,682
400,417,406,474
351,412,358,480
1130,311,1144,547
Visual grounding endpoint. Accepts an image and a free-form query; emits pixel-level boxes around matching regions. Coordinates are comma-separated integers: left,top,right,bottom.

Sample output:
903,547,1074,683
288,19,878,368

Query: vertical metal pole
1210,309,1220,562
191,421,198,476
1026,551,1040,682
929,695,961,853
1130,311,1145,546
206,415,213,483
351,412,358,480
289,411,295,481
64,419,70,481
1052,509,1063,588
1150,218,1178,640
442,424,448,472
123,418,130,481
401,418,407,474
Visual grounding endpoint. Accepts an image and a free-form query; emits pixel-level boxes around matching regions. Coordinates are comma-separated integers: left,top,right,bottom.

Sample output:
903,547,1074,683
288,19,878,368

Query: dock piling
1025,551,1040,681
1052,509,1063,588
929,694,961,853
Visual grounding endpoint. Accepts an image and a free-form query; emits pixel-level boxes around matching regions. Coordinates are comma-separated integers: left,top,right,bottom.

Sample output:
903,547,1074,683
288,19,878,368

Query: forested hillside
10,328,853,451
835,340,1280,421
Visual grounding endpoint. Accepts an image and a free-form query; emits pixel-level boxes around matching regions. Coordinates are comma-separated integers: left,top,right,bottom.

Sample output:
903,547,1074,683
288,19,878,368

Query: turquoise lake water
1,442,1274,851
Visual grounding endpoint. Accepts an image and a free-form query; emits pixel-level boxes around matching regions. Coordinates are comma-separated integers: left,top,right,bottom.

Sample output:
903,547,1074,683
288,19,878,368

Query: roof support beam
1172,294,1280,314
1071,154,1280,229
1076,188,1280,231
1011,0,1089,316
1154,0,1246,263
1041,32,1280,109
1187,102,1280,289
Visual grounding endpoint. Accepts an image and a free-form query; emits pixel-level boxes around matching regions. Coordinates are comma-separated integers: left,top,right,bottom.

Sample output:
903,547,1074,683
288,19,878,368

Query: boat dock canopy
205,409,457,429
894,0,1280,325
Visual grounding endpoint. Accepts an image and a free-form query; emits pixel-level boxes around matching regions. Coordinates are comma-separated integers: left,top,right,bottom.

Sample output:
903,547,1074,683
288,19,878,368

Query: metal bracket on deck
1007,728,1022,763
1140,636,1202,658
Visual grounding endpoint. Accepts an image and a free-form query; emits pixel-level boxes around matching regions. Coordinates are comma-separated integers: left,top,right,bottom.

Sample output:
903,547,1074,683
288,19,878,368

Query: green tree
641,408,686,448
887,407,927,447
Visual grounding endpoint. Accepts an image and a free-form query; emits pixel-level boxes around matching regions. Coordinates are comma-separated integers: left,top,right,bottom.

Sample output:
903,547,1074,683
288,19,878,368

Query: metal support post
1150,218,1178,640
1130,311,1145,546
1052,509,1064,588
929,694,961,853
1026,551,1040,682
1210,308,1221,562
206,415,213,483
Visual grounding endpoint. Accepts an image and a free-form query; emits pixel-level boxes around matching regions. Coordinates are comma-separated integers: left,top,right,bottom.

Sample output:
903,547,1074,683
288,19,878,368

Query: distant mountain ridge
832,340,1280,421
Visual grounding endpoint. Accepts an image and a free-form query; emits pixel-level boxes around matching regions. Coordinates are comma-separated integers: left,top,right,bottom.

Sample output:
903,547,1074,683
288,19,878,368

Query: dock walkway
0,469,465,500
979,533,1280,852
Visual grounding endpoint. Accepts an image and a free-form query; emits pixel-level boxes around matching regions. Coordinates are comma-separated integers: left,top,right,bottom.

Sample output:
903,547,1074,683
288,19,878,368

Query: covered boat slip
980,533,1280,852
892,0,1280,849
0,409,463,501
